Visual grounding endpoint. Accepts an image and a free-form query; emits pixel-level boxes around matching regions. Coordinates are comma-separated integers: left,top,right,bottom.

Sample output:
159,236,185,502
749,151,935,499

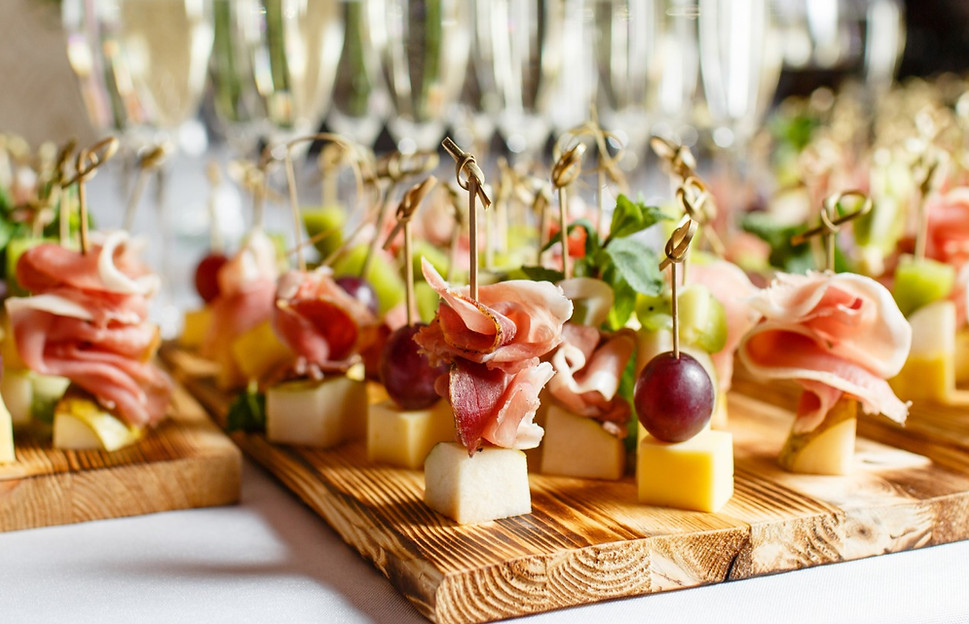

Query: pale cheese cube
424,442,531,524
637,430,734,512
779,397,857,475
266,376,368,448
1,368,33,426
367,399,455,469
539,404,625,480
52,394,143,452
0,393,14,463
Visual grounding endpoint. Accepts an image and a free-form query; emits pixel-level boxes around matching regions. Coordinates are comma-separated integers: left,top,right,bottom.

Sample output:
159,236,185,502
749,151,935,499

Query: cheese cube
890,300,955,402
637,430,734,512
539,404,625,480
368,399,455,469
53,393,143,452
0,394,14,463
179,306,213,349
266,376,368,448
955,329,969,384
779,396,857,475
231,320,295,382
424,442,531,524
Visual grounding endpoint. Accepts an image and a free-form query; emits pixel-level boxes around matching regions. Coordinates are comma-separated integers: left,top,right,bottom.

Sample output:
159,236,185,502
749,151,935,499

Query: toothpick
442,137,491,301
63,137,118,254
791,190,872,272
122,143,167,232
660,216,698,358
384,177,437,326
551,143,586,280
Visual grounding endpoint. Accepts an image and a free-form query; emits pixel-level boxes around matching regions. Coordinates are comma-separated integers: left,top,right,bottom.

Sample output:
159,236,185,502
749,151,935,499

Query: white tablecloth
2,457,968,624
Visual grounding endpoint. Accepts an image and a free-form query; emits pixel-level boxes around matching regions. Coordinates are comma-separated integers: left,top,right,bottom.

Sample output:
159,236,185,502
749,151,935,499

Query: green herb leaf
603,237,664,296
226,386,266,433
520,265,564,283
603,271,637,330
609,195,669,240
741,212,814,274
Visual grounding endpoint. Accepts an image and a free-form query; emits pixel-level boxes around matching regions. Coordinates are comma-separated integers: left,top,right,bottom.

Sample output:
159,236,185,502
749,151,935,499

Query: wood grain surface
164,346,969,624
0,377,242,532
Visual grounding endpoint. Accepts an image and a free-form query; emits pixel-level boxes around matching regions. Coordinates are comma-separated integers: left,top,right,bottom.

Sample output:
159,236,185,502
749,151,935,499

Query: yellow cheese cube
539,404,625,480
0,393,14,463
367,399,455,469
266,376,368,448
890,300,955,402
424,442,531,524
637,430,734,512
179,306,213,349
1,315,24,370
231,321,295,382
367,381,390,405
956,329,969,385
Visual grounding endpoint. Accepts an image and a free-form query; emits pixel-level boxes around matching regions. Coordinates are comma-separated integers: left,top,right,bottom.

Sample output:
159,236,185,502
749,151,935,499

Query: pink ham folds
738,271,911,433
272,266,378,376
7,232,172,427
546,324,636,436
201,230,278,374
690,259,760,396
416,259,572,454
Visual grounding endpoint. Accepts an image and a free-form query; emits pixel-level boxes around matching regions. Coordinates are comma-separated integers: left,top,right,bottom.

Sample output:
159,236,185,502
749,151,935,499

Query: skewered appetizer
6,231,172,451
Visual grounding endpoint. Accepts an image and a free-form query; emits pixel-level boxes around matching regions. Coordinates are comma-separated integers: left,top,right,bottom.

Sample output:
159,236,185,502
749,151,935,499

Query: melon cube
266,375,367,448
367,399,455,469
53,393,143,452
779,396,857,475
424,442,531,524
637,430,734,512
539,404,625,480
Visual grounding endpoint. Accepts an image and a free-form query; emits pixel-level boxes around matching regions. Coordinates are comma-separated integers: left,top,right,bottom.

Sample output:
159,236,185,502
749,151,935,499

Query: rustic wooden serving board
0,378,242,532
164,346,969,624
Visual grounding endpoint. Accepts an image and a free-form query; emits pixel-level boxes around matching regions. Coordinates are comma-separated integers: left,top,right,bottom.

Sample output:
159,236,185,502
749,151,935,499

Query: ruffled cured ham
201,229,278,370
416,259,572,453
6,232,172,427
738,271,911,433
926,187,969,268
690,259,760,396
272,266,378,375
546,324,636,436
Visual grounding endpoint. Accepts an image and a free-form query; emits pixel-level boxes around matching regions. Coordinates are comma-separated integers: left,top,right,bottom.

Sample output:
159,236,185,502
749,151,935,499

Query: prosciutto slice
416,259,572,374
738,271,911,433
200,230,278,369
546,324,636,436
690,259,760,395
6,231,172,427
272,266,378,374
417,260,572,454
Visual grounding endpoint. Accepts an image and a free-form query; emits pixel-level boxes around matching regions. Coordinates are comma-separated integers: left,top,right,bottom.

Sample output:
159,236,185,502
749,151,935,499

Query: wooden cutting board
0,378,242,532
163,346,969,624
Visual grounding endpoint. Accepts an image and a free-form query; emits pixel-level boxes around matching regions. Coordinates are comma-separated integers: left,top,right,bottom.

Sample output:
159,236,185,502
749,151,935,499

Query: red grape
194,253,228,303
336,275,379,316
380,324,447,409
634,351,714,443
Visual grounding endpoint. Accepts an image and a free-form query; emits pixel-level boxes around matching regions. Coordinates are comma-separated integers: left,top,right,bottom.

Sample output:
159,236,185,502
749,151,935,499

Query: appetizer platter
0,136,241,532
160,86,969,621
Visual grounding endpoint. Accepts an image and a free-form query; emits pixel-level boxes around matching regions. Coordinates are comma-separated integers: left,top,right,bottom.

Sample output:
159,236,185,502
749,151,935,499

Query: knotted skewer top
442,137,491,208
790,190,872,272
64,136,119,254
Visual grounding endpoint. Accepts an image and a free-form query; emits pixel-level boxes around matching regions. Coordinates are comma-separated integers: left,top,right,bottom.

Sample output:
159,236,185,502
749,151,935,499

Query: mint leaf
609,195,669,240
603,237,664,296
741,212,813,274
226,387,266,433
520,265,564,283
603,270,637,330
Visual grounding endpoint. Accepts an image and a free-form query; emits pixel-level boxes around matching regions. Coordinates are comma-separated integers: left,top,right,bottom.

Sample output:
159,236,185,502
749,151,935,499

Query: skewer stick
384,177,437,326
913,153,941,261
660,216,698,359
791,190,872,272
63,137,118,254
122,144,167,232
442,137,491,301
551,143,585,280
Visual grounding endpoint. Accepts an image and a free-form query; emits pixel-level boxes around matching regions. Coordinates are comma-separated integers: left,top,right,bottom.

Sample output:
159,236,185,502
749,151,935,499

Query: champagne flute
376,0,471,154
592,0,662,169
472,0,557,161
209,0,345,155
328,0,390,149
698,0,781,224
